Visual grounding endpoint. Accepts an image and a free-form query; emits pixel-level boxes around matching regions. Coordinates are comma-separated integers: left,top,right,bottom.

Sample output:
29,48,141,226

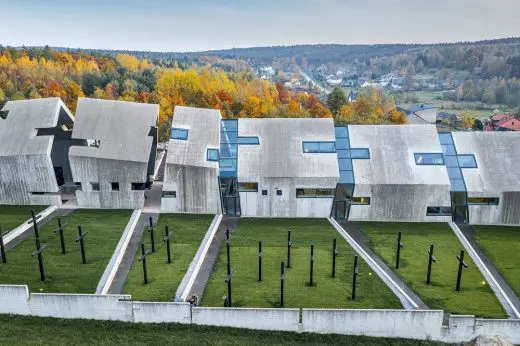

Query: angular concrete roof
167,106,221,169
452,132,520,192
0,98,73,156
237,118,339,179
349,124,451,186
69,98,158,163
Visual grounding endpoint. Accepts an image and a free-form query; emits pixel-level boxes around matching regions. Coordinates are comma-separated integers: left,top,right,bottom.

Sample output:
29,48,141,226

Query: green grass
357,222,506,318
474,225,520,298
0,205,47,233
0,315,449,346
123,214,215,301
202,218,401,309
0,209,131,293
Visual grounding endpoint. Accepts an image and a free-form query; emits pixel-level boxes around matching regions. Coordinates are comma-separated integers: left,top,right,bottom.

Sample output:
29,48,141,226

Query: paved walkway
334,219,428,310
453,223,520,318
106,212,159,294
178,216,240,303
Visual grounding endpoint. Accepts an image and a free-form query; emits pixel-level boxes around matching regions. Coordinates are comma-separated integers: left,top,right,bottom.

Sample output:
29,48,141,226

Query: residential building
484,114,520,132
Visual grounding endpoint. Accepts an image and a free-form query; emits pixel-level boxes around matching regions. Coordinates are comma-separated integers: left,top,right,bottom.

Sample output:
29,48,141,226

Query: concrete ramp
175,216,238,302
449,222,520,319
329,218,427,310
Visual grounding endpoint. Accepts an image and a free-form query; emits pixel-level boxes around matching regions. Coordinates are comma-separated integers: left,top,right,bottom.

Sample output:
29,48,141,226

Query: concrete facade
348,125,452,222
238,118,339,217
452,132,520,225
0,98,77,206
69,98,158,209
161,106,221,213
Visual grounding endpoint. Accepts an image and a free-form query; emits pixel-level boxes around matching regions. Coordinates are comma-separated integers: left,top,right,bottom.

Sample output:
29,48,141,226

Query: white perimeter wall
1,285,519,343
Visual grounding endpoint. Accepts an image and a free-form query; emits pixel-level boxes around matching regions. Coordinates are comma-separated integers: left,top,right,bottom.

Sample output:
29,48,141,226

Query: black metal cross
456,250,468,291
332,238,338,278
426,244,436,285
30,210,47,281
148,217,156,253
352,255,358,300
75,225,88,264
0,226,8,264
225,229,233,306
396,231,404,269
52,217,68,254
258,241,262,282
308,242,315,286
280,261,286,307
287,230,292,268
139,243,152,284
225,267,236,307
163,226,172,264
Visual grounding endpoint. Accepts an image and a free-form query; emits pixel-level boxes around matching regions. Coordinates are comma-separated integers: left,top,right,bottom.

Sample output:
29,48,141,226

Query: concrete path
450,222,520,319
176,216,239,303
104,212,160,294
3,206,74,251
331,218,428,310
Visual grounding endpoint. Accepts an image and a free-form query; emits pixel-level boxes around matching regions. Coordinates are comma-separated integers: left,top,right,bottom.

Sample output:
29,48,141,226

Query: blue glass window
426,206,452,216
442,144,456,155
438,133,454,145
450,179,466,192
444,155,459,167
457,155,477,168
237,136,260,145
337,150,350,159
171,128,189,140
207,149,219,161
414,153,444,165
303,141,336,153
221,119,238,131
338,159,352,170
335,127,349,138
350,148,370,159
339,170,355,184
221,131,238,144
335,139,350,150
447,167,463,180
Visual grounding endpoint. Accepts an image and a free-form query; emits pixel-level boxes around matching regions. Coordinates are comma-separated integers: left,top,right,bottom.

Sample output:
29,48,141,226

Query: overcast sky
1,0,519,52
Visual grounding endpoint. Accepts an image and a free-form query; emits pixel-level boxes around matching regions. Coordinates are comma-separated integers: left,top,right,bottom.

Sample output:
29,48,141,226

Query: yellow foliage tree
116,53,139,72
460,111,475,129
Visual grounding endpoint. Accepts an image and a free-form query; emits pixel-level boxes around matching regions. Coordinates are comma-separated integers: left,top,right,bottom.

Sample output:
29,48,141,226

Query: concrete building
161,106,221,214
237,118,339,217
346,125,452,222
69,98,158,209
451,132,520,225
0,98,79,206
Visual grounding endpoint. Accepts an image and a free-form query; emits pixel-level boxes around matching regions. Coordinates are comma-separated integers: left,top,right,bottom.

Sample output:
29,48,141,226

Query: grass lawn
357,222,506,318
123,214,215,301
474,225,520,298
0,209,131,293
202,218,401,309
0,205,47,233
0,315,449,346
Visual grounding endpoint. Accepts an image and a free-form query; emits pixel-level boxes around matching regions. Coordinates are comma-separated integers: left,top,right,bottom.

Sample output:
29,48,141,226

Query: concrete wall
161,164,219,214
302,309,444,340
133,302,191,324
468,191,520,225
239,177,336,217
191,307,300,332
70,156,148,209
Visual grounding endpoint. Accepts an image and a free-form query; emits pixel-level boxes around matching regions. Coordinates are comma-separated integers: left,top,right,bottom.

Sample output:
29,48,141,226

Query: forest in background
0,46,406,140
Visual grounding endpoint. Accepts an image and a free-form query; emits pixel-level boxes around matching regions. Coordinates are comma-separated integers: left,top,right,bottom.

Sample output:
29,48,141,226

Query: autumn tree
327,87,348,115
460,111,476,129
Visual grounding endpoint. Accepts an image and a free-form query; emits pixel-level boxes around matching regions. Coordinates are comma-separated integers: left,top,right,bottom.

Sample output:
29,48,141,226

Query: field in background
202,218,401,309
0,205,47,233
474,225,520,298
0,209,131,293
357,222,506,318
123,214,215,301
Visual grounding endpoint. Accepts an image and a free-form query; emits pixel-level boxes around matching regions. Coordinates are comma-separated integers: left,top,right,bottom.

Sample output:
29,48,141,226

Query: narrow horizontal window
262,189,268,196
457,155,477,168
131,183,146,191
237,137,260,145
467,197,499,205
350,148,370,159
170,128,189,140
303,141,336,153
162,191,176,198
111,182,120,191
351,197,370,205
207,148,219,161
296,188,335,198
238,182,258,192
427,206,452,216
91,182,100,191
414,153,444,165
75,182,82,191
